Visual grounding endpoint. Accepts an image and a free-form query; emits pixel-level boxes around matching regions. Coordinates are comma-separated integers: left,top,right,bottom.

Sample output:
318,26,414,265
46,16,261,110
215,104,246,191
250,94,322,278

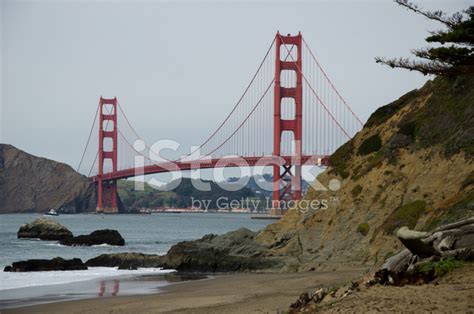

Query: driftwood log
384,216,474,272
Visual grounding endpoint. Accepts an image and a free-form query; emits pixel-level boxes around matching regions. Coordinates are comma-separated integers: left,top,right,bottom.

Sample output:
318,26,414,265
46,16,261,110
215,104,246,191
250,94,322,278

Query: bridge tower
97,96,118,213
273,32,303,209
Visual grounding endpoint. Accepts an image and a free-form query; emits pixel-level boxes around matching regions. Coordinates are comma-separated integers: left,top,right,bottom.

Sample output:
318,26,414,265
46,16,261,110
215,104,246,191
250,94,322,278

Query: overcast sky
0,0,469,176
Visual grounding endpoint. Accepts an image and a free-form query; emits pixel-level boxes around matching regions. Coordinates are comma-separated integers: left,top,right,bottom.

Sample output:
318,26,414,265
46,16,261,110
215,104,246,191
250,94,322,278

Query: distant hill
117,174,313,211
0,144,97,213
118,177,256,211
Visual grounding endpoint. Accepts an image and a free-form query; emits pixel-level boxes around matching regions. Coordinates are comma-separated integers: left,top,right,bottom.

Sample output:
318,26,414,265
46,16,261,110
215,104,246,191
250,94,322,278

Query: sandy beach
321,264,474,313
3,269,365,313
5,265,474,313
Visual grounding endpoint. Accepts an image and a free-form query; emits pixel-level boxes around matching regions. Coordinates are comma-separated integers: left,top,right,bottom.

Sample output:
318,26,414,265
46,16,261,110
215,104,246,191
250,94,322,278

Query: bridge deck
91,155,329,181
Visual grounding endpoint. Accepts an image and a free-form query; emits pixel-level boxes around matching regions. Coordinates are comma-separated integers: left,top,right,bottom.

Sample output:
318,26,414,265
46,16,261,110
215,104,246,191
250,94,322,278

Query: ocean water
0,213,273,294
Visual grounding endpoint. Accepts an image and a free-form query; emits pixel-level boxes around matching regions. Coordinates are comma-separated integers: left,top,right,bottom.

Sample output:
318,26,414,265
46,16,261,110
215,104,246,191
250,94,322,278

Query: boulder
59,229,125,246
4,257,87,272
17,218,73,241
160,228,282,272
86,252,163,269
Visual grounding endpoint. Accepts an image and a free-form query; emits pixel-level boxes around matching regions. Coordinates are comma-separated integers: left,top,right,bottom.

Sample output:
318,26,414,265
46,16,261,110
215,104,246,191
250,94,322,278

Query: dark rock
17,218,73,241
290,292,311,310
160,228,282,272
86,228,283,272
60,229,125,246
373,267,434,286
4,266,12,272
5,257,87,272
86,252,163,268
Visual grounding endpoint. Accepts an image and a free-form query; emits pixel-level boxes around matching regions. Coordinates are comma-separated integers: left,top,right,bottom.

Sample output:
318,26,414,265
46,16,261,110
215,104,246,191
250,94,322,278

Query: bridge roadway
91,155,329,182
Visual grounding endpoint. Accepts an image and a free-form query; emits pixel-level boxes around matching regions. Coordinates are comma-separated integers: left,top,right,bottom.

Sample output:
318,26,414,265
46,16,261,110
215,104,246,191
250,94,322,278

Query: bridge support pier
96,97,119,214
97,178,118,213
272,32,303,211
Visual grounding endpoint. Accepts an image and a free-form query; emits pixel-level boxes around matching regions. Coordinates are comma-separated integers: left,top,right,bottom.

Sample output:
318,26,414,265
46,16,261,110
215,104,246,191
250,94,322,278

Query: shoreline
3,269,366,313
0,271,205,310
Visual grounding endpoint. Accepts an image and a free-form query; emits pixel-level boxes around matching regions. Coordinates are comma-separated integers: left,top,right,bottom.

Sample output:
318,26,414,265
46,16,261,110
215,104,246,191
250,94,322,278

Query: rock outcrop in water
86,228,284,272
86,252,163,269
59,229,125,246
17,218,73,240
160,228,282,272
17,219,125,247
4,257,87,272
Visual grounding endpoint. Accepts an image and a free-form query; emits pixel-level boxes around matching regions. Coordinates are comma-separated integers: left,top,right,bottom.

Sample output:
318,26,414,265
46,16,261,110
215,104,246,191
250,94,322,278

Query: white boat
44,209,59,216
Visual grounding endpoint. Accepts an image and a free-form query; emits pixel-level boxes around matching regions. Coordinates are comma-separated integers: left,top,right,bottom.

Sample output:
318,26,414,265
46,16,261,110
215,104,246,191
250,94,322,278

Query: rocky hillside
255,74,474,271
0,144,97,213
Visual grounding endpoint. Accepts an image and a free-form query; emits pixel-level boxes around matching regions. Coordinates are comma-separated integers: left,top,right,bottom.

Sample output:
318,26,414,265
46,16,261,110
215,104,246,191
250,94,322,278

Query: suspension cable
176,36,277,162
113,37,278,165
279,34,351,139
302,38,364,126
204,43,296,157
77,100,100,172
206,78,275,156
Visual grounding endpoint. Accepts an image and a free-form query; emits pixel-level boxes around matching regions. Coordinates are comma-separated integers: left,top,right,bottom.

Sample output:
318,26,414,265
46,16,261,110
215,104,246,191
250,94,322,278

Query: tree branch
394,0,458,27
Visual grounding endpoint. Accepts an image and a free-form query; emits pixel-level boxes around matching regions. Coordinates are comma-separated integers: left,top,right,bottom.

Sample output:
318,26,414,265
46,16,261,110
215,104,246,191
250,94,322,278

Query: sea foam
0,267,175,291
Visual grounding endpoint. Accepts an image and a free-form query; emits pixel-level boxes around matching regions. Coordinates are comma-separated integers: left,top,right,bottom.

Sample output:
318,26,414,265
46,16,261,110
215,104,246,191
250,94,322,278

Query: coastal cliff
0,144,97,213
255,74,474,271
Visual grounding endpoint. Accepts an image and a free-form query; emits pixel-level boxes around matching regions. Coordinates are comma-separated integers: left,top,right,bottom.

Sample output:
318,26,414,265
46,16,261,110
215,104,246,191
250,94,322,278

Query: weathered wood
396,227,438,257
382,249,413,272
381,216,474,275
431,217,474,233
395,216,474,258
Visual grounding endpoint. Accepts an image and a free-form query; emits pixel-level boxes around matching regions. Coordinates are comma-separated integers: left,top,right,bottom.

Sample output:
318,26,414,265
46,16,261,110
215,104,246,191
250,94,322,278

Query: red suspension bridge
77,32,364,213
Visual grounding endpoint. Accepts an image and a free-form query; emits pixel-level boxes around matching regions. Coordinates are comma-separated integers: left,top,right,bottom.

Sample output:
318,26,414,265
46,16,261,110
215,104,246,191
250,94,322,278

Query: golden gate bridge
77,32,364,213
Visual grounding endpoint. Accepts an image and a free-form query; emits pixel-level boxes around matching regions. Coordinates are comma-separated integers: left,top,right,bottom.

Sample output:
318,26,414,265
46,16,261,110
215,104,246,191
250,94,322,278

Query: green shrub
398,121,417,139
358,134,382,155
357,223,370,236
367,150,385,169
423,190,474,231
365,89,418,128
351,185,363,198
329,140,354,179
383,200,427,234
418,257,462,277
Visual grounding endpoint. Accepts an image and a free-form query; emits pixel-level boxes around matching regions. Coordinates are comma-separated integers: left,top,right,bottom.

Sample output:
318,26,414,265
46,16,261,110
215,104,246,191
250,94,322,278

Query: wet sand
4,269,365,313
